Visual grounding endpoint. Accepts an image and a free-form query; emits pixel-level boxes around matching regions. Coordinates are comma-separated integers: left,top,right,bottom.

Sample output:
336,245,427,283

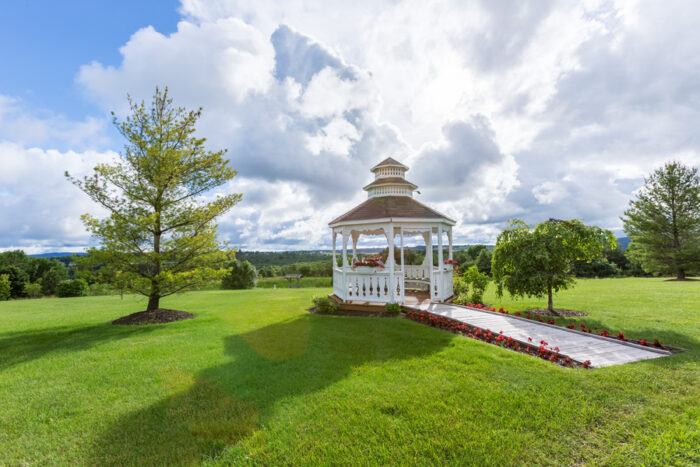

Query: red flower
583,360,592,369
528,337,533,342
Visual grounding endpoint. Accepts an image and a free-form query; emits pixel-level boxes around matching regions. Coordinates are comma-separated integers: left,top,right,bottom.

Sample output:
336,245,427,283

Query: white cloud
0,142,114,253
3,0,700,251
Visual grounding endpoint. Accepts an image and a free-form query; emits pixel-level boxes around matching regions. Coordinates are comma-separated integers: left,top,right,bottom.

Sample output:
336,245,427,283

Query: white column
448,227,453,261
400,226,405,303
342,229,350,269
332,230,337,268
385,224,395,302
351,231,360,264
426,229,433,300
438,225,444,301
341,228,350,301
386,224,395,269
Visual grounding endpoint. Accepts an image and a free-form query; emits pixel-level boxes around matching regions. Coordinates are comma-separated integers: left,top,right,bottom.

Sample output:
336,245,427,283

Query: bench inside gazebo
328,158,456,307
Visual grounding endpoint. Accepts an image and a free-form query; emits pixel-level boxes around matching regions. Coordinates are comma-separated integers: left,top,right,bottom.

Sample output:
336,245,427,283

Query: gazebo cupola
364,157,417,198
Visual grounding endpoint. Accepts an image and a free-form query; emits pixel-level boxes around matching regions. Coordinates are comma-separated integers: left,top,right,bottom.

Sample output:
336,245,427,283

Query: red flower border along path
404,305,677,369
459,303,675,351
404,310,590,368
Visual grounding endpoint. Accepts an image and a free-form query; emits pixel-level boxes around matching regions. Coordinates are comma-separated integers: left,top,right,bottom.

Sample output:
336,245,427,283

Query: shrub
41,268,65,296
454,292,470,305
384,303,401,314
221,260,258,289
56,279,89,298
312,296,338,314
0,265,29,298
0,274,10,301
464,266,489,304
453,275,468,297
24,282,43,298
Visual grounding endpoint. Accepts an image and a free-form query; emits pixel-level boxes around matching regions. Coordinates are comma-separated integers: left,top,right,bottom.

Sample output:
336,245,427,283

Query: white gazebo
329,157,456,304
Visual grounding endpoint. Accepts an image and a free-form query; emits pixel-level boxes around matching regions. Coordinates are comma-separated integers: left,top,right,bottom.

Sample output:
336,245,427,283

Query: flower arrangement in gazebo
352,256,385,270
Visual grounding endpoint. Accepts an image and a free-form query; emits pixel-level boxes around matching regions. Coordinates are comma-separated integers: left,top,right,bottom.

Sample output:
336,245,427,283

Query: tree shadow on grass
0,323,160,369
89,314,453,465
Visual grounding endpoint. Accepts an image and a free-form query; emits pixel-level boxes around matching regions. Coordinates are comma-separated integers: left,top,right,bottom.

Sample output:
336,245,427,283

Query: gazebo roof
329,196,454,226
370,157,408,172
362,177,418,191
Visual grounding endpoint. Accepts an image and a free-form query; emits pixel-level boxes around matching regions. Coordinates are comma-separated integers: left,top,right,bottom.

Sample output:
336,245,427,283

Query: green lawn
0,278,697,465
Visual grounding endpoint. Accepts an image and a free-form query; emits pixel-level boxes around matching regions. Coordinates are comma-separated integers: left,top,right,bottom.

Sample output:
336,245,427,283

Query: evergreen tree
622,161,700,279
68,88,241,311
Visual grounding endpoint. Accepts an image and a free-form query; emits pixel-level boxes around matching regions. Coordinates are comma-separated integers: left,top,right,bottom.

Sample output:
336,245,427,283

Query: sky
1,0,699,253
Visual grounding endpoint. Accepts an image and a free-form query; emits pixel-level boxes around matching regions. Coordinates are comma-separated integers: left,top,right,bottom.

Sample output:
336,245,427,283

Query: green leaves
67,87,241,309
492,218,615,310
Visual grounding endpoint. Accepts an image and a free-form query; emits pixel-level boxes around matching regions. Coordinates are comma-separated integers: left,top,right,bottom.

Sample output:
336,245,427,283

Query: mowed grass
0,279,697,465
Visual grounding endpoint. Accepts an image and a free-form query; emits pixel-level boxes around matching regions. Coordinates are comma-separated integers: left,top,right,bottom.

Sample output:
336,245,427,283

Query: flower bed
452,300,674,352
404,309,588,369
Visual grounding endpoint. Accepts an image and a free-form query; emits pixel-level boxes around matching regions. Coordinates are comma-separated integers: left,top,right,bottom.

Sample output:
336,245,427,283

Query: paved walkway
413,303,672,367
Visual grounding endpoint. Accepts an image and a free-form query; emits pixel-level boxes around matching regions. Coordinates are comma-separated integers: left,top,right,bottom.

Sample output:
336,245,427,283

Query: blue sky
0,1,179,121
1,1,699,253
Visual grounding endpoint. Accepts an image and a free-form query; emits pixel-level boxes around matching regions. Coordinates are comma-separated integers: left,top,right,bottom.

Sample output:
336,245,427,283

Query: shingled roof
370,157,408,171
362,177,418,191
329,196,454,225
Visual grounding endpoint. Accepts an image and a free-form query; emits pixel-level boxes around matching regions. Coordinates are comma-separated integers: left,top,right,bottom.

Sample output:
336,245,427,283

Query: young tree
492,219,615,313
68,88,241,311
622,161,700,280
0,274,11,301
221,259,257,289
475,249,492,275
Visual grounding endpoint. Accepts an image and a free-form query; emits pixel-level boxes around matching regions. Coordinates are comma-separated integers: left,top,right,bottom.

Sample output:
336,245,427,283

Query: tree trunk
147,291,160,311
677,268,686,280
548,285,554,312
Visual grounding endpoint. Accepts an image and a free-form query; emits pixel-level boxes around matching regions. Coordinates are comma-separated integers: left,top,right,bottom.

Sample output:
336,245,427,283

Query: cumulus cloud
0,95,109,151
0,142,114,253
3,0,700,251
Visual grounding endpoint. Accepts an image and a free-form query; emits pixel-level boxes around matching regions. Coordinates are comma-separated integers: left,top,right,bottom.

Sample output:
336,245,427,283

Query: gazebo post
351,231,360,264
385,223,395,302
342,229,350,301
448,227,453,261
438,225,444,301
332,230,337,269
400,226,405,303
426,229,433,300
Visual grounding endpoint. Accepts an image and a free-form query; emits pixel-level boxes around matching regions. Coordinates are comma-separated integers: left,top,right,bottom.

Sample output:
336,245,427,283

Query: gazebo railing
333,268,403,303
333,267,453,303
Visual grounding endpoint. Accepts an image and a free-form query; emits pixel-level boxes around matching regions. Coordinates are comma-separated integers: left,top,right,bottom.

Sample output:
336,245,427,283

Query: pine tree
68,87,241,311
622,162,700,280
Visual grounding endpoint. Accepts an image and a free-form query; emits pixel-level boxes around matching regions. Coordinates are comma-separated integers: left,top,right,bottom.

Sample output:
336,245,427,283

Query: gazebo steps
328,294,389,313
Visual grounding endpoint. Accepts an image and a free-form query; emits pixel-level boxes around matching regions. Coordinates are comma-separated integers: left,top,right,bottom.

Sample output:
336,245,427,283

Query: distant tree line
0,250,90,300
